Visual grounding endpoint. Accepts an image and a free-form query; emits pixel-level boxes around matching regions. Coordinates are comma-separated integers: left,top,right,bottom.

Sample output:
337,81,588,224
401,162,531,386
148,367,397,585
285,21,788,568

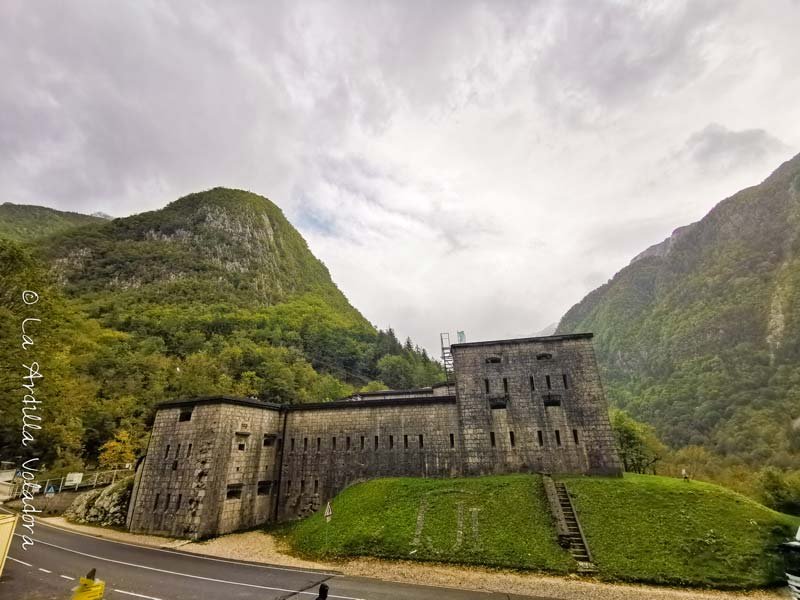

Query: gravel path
42,518,790,600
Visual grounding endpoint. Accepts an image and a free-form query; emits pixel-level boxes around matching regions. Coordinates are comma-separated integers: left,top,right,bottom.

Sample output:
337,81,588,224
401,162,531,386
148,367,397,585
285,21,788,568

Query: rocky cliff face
557,153,800,465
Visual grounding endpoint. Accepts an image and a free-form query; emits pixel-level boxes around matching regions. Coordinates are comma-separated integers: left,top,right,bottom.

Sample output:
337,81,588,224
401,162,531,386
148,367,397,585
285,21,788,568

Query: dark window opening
226,484,242,500
172,460,178,471
404,435,409,449
164,445,171,459
263,434,275,447
537,430,544,446
175,444,181,458
503,378,509,394
187,443,192,457
303,437,308,451
536,352,553,360
154,493,160,510
374,435,379,450
484,378,490,393
542,394,562,407
346,436,351,451
317,437,321,451
562,373,569,389
176,494,182,508
555,430,562,446
509,431,515,448
287,480,292,492
257,481,272,496
449,433,455,448
300,480,305,493
290,438,295,451
360,436,365,450
314,479,319,494
490,432,496,447
179,409,192,422
485,356,501,364
389,435,394,449
332,437,337,450
237,443,246,451
418,434,424,448
545,375,551,389
573,429,579,445
530,376,535,391
166,493,171,508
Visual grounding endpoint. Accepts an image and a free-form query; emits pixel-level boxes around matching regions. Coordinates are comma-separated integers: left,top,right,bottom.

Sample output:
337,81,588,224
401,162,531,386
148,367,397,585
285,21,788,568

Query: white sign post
324,501,333,523
65,472,83,490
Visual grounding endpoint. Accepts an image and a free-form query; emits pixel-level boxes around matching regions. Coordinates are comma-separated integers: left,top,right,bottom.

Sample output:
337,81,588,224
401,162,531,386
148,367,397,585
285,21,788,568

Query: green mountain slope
557,153,800,466
0,202,104,241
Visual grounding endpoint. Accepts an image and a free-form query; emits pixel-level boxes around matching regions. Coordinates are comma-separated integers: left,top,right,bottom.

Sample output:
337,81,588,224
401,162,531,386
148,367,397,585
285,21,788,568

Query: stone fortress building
127,333,622,539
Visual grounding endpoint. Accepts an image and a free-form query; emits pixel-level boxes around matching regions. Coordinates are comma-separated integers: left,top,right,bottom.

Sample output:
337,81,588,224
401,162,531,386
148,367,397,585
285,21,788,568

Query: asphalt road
0,507,547,600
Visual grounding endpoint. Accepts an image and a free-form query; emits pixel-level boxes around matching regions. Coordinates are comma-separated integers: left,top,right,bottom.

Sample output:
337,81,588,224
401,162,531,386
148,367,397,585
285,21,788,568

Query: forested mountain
0,188,442,469
557,153,800,468
0,202,104,241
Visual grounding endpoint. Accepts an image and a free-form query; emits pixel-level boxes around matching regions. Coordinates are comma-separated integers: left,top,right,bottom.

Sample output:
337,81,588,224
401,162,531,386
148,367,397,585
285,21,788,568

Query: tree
376,355,414,390
98,430,137,469
610,409,666,474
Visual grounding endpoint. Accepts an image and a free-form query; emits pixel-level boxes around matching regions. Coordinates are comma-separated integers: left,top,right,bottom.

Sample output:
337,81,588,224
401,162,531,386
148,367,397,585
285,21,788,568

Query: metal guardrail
5,469,133,500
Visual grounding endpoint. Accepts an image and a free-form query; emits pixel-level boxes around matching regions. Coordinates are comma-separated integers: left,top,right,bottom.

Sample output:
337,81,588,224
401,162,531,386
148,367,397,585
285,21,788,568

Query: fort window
166,494,171,508
290,438,295,451
179,409,192,422
346,436,351,450
303,437,308,451
300,480,305,494
164,445,171,459
555,430,562,446
484,378,490,393
317,437,321,451
154,493,160,510
572,429,579,445
490,432,496,447
374,435,379,450
449,433,455,448
226,484,242,500
176,443,181,458
287,480,292,492
486,356,501,364
332,437,337,450
562,374,569,389
509,431,516,448
176,494,182,509
263,434,275,447
418,434,424,448
536,352,552,360
187,443,192,457
503,378,509,394
172,460,178,471
530,376,535,391
314,480,319,494
537,430,544,446
404,435,409,449
238,443,246,451
360,436,365,450
543,394,561,407
389,435,394,449
545,375,551,389
257,481,272,496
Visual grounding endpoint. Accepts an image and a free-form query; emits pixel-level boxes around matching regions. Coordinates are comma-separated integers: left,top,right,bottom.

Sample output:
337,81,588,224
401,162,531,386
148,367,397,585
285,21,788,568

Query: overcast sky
3,1,800,354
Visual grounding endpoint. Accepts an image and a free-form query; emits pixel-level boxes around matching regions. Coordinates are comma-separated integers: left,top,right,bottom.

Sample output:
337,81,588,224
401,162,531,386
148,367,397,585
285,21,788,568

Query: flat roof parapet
450,332,593,349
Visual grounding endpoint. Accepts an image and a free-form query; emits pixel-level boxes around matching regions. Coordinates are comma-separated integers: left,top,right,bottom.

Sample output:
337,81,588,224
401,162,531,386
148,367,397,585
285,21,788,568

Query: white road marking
8,556,33,567
38,567,52,573
13,537,360,600
60,574,75,580
0,507,334,577
114,590,164,600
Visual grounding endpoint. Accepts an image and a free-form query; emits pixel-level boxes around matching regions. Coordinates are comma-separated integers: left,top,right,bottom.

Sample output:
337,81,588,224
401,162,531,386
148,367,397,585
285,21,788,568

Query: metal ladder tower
440,332,455,386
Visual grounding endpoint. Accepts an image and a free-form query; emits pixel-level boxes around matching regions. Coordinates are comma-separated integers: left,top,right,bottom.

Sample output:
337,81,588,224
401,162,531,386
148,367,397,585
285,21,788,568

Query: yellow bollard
0,513,18,578
71,568,105,599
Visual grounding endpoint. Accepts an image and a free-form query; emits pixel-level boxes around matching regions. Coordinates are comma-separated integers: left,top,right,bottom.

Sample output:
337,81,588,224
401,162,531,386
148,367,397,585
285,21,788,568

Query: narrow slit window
503,378,508,394
555,430,561,446
300,480,305,493
287,480,292,492
449,433,455,448
537,430,544,446
374,435,379,450
418,434,424,448
484,378,490,394
530,376,535,391
490,431,496,447
389,435,394,449
404,434,409,449
154,493,160,510
563,373,569,389
346,436,351,451
303,437,308,451
176,494,182,508
509,431,515,448
317,437,321,451
290,438,295,452
164,445,171,459
187,443,192,457
546,375,552,390
166,494,171,508
360,435,364,450
573,429,579,445
314,480,319,494
176,444,181,458
332,437,337,450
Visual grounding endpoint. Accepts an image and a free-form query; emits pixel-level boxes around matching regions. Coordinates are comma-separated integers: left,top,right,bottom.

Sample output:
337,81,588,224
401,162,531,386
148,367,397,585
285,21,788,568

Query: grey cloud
679,123,791,173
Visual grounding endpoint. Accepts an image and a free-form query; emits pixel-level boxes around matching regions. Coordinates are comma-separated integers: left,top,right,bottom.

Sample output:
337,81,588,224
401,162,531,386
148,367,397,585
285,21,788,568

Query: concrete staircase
543,475,595,574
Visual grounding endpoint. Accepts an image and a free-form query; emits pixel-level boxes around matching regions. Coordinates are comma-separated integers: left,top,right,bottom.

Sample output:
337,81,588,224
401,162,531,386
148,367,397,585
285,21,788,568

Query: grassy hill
0,202,104,241
275,474,800,589
557,153,800,467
